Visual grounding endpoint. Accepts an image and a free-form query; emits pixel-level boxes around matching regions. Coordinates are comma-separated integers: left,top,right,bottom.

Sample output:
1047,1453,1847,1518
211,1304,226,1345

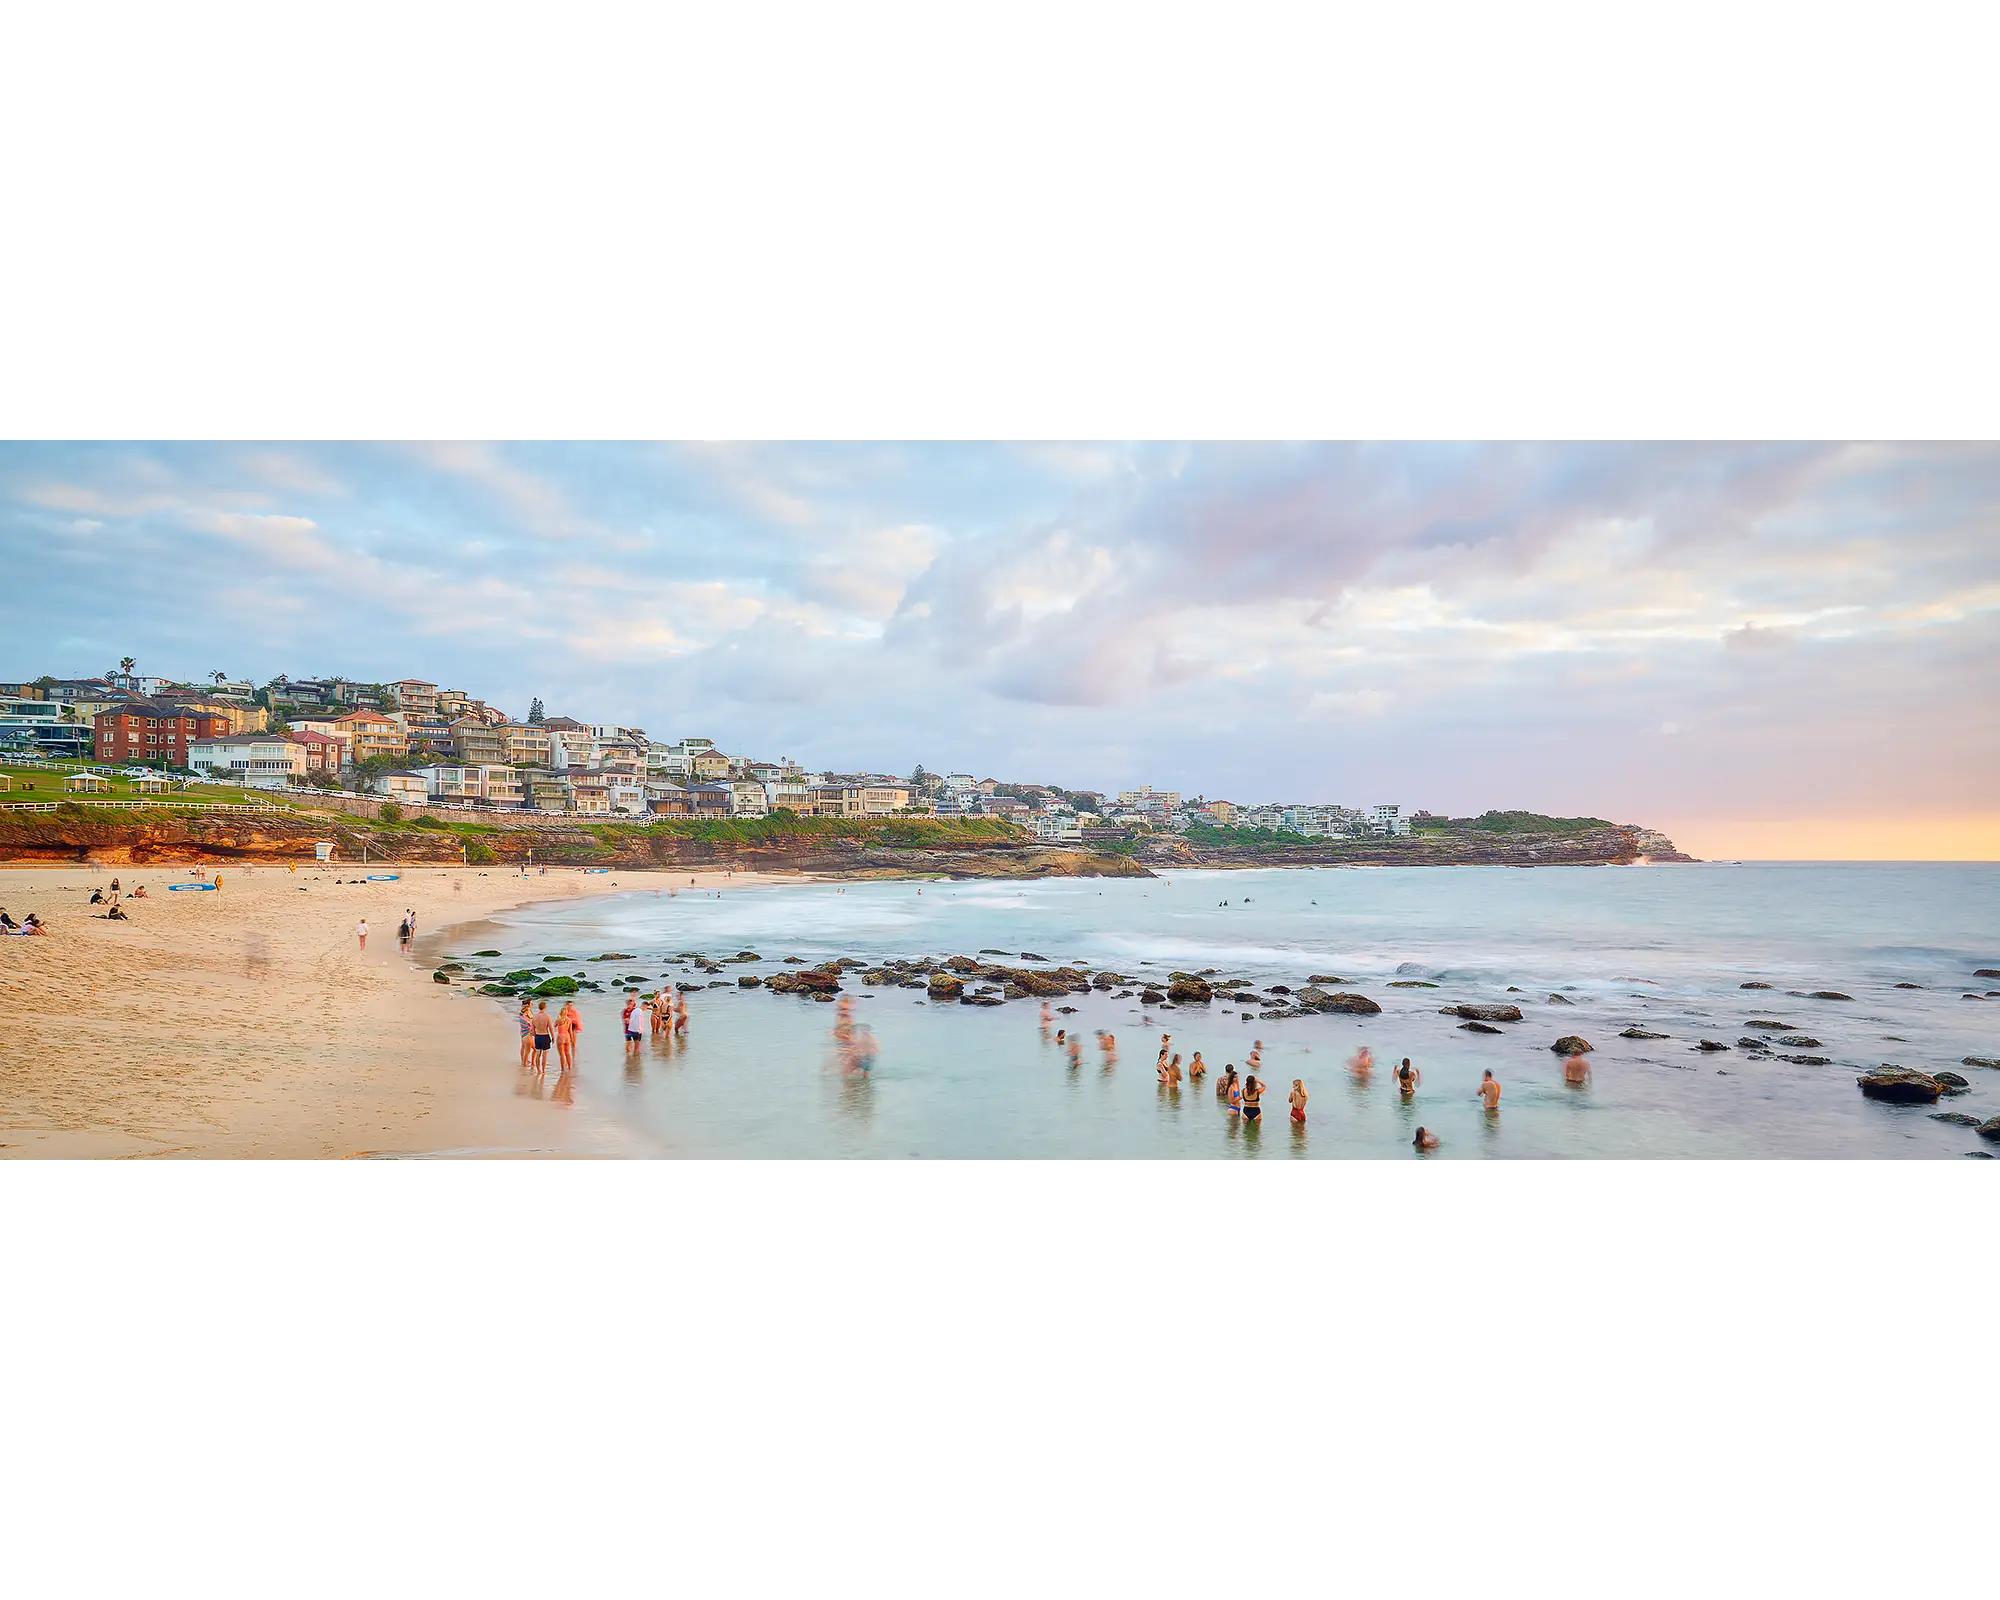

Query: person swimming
1413,1127,1439,1151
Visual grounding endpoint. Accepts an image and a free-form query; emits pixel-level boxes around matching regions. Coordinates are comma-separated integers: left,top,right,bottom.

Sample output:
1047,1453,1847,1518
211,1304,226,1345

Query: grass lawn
0,762,286,807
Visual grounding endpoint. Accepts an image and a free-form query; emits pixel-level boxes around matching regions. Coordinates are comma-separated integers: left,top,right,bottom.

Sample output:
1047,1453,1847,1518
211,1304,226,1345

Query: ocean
426,863,2000,1158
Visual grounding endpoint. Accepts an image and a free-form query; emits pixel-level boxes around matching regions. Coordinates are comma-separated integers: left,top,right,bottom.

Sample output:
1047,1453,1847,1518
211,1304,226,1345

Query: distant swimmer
1055,1029,1067,1049
1247,1040,1263,1074
1349,1046,1375,1079
1413,1127,1440,1151
1395,1057,1420,1097
1479,1069,1504,1108
1240,1074,1265,1122
556,1002,583,1071
1289,1079,1308,1122
1188,1050,1207,1081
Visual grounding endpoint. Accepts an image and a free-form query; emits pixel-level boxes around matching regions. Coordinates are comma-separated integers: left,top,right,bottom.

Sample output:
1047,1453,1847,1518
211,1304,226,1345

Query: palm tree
213,671,228,686
119,656,136,677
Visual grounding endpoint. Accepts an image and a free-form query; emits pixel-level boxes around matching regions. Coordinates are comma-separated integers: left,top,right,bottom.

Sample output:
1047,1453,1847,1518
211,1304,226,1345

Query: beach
0,862,803,1158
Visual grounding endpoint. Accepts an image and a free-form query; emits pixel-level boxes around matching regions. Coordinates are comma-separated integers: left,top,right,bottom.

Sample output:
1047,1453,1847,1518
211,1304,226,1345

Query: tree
528,697,545,724
212,671,228,686
909,763,930,788
118,656,136,678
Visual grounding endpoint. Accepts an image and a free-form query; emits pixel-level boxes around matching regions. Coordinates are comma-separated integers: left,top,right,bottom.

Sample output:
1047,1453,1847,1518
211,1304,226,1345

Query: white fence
0,799,288,815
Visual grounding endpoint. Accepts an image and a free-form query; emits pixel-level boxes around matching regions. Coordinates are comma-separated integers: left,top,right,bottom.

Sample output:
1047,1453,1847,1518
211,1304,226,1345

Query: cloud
0,441,1994,833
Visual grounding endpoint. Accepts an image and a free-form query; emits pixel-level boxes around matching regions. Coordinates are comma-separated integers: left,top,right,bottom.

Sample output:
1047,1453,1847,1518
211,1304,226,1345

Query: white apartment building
1370,804,1410,836
187,734,306,789
728,780,769,817
1030,813,1084,844
419,763,524,807
762,779,811,814
656,737,717,778
1117,787,1182,811
369,771,432,805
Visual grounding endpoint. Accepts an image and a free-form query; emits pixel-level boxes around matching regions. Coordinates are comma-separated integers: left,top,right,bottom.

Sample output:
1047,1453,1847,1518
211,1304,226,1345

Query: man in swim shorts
532,1001,555,1070
1479,1069,1503,1109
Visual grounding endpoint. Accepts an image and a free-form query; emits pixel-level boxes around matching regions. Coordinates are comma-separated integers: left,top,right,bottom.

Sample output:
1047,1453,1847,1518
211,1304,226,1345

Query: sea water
425,864,2000,1159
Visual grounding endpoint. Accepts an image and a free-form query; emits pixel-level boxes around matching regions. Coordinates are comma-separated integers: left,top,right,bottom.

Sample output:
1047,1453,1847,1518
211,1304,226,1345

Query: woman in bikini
1226,1069,1245,1114
1240,1073,1265,1122
556,1001,582,1071
1395,1057,1420,1097
1289,1079,1308,1122
518,999,535,1069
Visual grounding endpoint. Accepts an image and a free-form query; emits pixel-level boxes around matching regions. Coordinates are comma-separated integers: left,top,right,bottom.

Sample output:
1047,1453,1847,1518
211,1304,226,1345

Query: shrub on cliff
464,840,498,864
378,802,404,823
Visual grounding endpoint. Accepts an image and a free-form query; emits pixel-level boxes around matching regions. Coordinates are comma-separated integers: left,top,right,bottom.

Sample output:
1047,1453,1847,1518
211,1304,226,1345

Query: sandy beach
0,862,805,1158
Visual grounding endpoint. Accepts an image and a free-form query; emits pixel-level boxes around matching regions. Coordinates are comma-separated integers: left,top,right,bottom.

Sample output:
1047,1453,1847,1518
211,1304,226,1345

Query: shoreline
0,862,804,1159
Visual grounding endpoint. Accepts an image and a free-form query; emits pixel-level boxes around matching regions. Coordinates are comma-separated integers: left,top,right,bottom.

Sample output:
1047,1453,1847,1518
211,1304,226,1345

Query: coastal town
0,661,1596,850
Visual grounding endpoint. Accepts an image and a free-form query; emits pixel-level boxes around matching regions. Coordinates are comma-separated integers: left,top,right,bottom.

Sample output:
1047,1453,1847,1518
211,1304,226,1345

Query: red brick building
288,729,347,773
94,703,233,766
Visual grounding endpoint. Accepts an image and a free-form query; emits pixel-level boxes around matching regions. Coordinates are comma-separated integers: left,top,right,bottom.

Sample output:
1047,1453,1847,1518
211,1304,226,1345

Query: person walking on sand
556,1002,582,1071
1479,1068,1503,1109
355,918,368,951
1289,1079,1308,1123
518,999,535,1069
1395,1057,1420,1097
531,1001,555,1071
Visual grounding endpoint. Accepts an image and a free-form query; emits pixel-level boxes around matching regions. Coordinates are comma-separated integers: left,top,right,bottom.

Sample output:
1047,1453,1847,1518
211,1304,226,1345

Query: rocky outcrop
925,973,963,1000
1156,821,1694,870
768,969,842,996
1297,988,1381,1015
1450,1004,1523,1023
1551,1035,1592,1054
1806,991,1853,1001
1857,1067,1941,1104
1166,975,1213,1004
1619,1027,1669,1039
1964,1057,2000,1070
1459,1021,1503,1034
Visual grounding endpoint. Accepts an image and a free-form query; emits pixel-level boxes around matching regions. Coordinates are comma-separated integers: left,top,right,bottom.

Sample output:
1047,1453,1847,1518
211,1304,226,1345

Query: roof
96,701,230,720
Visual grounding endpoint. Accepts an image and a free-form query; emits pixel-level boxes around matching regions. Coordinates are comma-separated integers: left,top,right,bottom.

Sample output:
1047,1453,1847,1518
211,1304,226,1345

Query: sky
2,441,1995,859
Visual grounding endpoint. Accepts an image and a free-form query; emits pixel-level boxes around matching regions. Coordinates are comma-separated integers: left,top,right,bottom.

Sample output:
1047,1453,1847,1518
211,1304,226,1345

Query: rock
1268,984,1292,995
960,994,1004,1007
927,973,964,999
1507,986,1522,993
1451,1004,1523,1023
1967,1150,1995,1157
1745,1020,1789,1030
1459,1021,1503,1034
1395,962,1434,976
1388,980,1439,988
1619,1027,1669,1039
1979,1118,2000,1142
531,976,580,996
1857,1067,1941,1104
1893,982,1922,989
1737,1037,1771,1050
1058,1005,1077,1014
1306,974,1350,985
782,956,806,964
1695,1040,1730,1052
1740,981,1772,989
738,974,763,988
943,955,981,973
1547,993,1575,1005
1551,1035,1593,1054
1140,989,1165,1004
1166,976,1213,1003
541,956,571,963
1298,988,1382,1015
432,971,451,983
769,970,841,996
589,953,637,962
1929,1111,1981,1126
1777,1054,1832,1065
1020,952,1048,962
472,950,503,958
978,949,1011,956
1934,1070,1970,1091
1808,991,1853,1001
1963,1057,2000,1070
1976,969,2000,979
1774,1035,1822,1048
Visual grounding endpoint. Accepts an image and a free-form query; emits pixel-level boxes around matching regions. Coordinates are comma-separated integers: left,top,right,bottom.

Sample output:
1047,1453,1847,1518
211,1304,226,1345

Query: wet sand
0,862,802,1158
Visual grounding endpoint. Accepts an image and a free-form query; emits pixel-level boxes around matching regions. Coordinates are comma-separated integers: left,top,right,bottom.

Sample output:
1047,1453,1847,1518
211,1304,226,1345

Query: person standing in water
1226,1069,1245,1113
556,1001,583,1071
674,989,688,1034
531,1001,555,1072
1479,1069,1504,1109
1218,1064,1238,1101
1187,1050,1207,1082
622,995,643,1054
1348,1045,1375,1080
1395,1057,1420,1097
1240,1073,1265,1122
1561,1050,1590,1085
1289,1079,1308,1123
